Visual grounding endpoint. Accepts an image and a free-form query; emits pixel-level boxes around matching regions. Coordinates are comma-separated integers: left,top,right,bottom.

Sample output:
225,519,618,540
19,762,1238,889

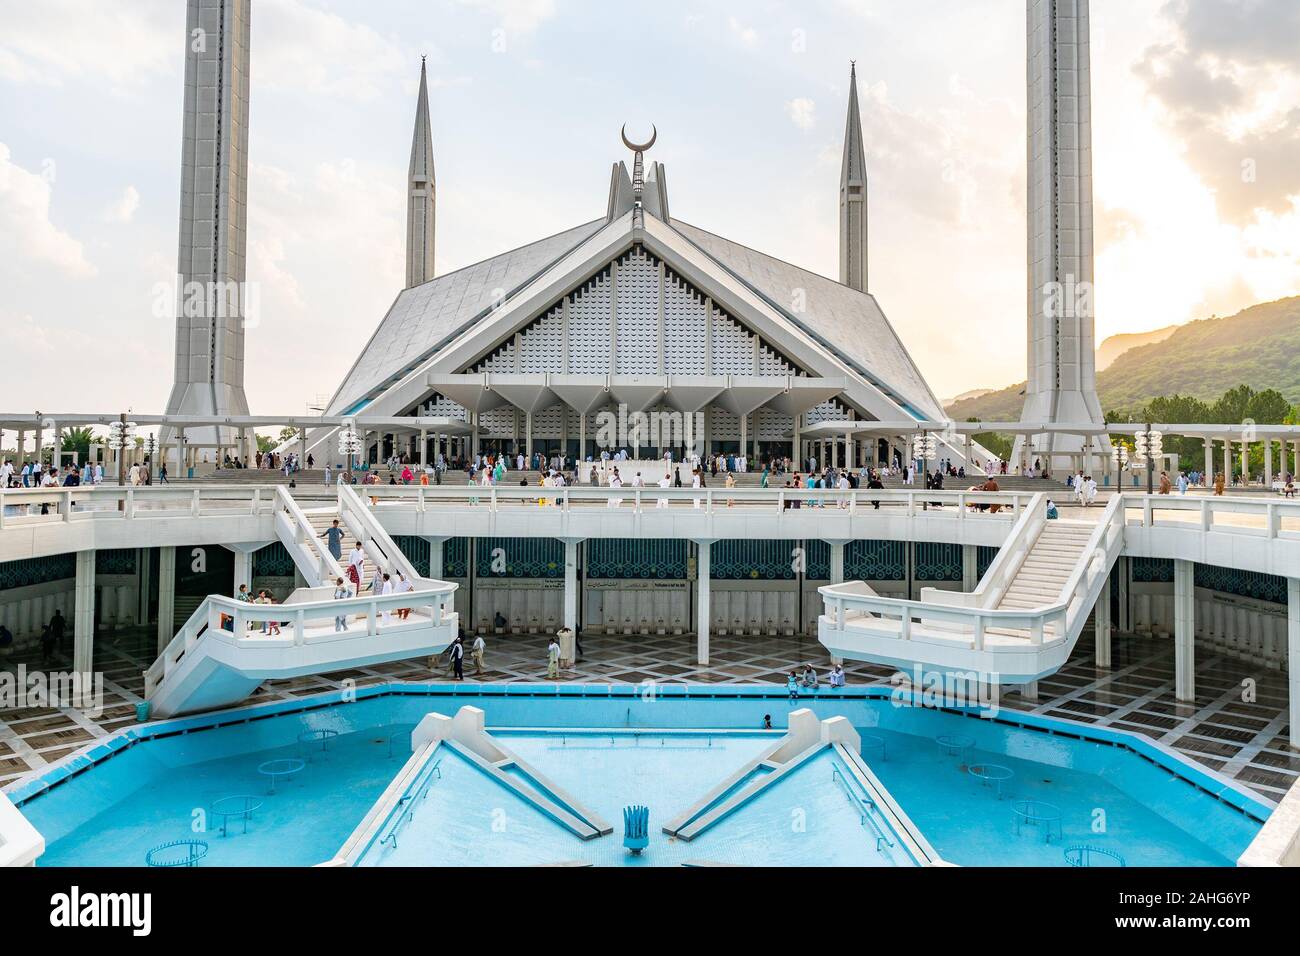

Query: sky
1,0,1298,416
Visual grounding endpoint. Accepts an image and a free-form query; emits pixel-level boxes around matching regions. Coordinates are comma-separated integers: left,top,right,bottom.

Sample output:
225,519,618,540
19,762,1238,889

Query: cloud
0,0,173,89
102,185,140,224
454,0,557,34
1134,0,1300,224
727,16,758,47
0,143,95,277
786,98,817,131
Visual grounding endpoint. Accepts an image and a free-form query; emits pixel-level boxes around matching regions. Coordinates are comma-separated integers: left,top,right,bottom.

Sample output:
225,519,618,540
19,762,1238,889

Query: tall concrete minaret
405,56,436,288
1014,0,1106,471
838,62,868,293
164,0,252,449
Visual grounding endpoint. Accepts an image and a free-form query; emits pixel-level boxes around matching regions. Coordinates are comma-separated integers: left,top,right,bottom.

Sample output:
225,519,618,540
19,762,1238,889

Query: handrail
377,756,443,851
338,483,425,584
968,491,1046,607
274,485,344,586
831,763,894,851
143,581,457,700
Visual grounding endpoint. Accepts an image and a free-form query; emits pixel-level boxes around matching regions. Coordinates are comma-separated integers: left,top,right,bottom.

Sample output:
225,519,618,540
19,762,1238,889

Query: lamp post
143,434,157,484
106,414,136,487
1133,424,1162,495
337,423,363,480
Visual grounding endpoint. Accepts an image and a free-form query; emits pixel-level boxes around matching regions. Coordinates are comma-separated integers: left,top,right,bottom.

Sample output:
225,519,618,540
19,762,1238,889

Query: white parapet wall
0,790,44,867
1239,775,1300,867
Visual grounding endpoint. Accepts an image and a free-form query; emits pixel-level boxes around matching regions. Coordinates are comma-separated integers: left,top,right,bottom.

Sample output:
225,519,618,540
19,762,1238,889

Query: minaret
405,56,436,288
838,62,868,293
1013,0,1106,472
164,0,252,451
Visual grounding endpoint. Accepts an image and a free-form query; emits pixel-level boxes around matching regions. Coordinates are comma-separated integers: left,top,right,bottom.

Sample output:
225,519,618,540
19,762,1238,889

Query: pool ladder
831,765,895,853
379,758,442,850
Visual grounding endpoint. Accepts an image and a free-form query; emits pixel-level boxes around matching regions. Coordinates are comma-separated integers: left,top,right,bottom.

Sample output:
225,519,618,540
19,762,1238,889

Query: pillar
739,413,747,465
426,536,446,580
419,429,428,468
1289,578,1299,749
157,545,176,652
1223,439,1231,484
1240,441,1249,484
525,412,533,459
233,549,252,596
1021,681,1039,701
1265,438,1273,487
562,539,581,634
74,550,95,673
1094,573,1112,667
16,429,25,465
829,542,845,584
962,544,978,591
1203,437,1213,485
696,540,712,666
1174,559,1195,702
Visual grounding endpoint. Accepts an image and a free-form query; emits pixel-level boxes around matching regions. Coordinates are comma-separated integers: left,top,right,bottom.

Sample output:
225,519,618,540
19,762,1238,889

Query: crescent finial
620,123,657,153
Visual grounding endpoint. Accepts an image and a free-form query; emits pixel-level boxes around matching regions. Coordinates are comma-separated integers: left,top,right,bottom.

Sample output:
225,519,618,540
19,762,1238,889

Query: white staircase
143,485,457,718
819,494,1124,684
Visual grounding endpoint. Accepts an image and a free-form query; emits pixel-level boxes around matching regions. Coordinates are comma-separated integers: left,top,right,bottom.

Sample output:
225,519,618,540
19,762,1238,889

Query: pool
8,685,1270,867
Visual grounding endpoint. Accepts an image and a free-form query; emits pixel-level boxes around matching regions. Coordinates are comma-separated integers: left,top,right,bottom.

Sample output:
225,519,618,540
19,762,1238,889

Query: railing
1123,493,1300,539
338,484,424,583
966,492,1046,608
338,483,1039,517
143,581,457,699
0,484,277,528
274,485,344,586
820,494,1126,650
377,755,443,851
831,763,894,851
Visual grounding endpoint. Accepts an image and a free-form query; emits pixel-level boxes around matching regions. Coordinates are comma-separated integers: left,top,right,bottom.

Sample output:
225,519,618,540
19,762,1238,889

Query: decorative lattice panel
806,399,849,426
0,554,76,589
664,271,708,374
1194,563,1286,604
1131,557,1174,583
805,539,830,580
397,536,431,577
252,543,295,578
445,538,469,578
758,345,795,376
518,305,566,374
474,339,515,373
615,247,661,374
976,545,999,578
475,537,564,578
709,408,740,441
95,549,136,575
846,540,906,580
586,539,688,579
479,407,516,438
710,308,755,375
711,539,798,580
914,542,962,581
568,267,612,373
423,395,469,421
756,407,793,441
532,406,564,439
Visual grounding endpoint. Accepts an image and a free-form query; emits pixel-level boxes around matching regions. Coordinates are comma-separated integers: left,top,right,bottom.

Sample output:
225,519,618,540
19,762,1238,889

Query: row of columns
1202,436,1300,484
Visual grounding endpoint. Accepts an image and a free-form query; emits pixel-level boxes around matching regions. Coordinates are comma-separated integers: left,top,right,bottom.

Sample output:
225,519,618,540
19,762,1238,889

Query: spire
839,61,868,292
405,56,436,288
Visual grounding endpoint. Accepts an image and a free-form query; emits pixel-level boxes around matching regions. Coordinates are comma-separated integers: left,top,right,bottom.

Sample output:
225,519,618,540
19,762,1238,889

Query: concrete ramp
662,709,860,842
413,707,613,840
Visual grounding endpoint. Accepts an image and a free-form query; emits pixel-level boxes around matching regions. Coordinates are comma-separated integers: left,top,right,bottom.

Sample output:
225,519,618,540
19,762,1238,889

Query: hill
944,296,1300,421
1095,325,1177,371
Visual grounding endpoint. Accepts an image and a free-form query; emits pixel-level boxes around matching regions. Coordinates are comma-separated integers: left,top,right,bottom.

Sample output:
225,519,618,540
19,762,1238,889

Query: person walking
332,577,351,631
319,519,345,561
471,633,486,674
449,637,464,680
547,635,561,679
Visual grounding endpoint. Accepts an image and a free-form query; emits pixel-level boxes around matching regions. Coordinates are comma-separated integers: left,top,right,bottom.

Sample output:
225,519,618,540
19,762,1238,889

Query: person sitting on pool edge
827,664,846,689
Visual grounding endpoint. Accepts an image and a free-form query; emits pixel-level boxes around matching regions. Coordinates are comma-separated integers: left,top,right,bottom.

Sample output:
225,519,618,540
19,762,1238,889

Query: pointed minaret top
405,57,436,288
839,61,869,292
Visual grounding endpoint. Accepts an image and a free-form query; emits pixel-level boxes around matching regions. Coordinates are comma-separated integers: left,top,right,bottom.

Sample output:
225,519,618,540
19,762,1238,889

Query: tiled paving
1,625,1295,801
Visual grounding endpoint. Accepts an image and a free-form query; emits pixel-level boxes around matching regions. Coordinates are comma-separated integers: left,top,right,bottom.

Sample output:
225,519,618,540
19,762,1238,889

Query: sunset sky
2,0,1297,413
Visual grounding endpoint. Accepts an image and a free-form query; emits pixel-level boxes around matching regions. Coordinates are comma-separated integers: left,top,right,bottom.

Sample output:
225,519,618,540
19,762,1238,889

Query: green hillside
945,296,1300,421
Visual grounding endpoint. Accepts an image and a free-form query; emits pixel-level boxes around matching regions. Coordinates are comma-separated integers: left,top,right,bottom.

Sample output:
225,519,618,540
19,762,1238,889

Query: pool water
11,688,1269,867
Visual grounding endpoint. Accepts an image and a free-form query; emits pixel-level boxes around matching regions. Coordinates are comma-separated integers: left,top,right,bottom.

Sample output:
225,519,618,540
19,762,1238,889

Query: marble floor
1,625,1296,802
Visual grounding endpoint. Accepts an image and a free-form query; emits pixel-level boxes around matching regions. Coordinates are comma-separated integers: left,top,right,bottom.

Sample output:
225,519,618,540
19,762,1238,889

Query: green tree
59,427,98,463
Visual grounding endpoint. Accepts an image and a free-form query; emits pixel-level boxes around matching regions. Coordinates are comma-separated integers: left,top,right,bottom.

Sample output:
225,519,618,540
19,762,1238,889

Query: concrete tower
839,62,868,293
405,57,436,288
1014,0,1106,471
164,0,253,451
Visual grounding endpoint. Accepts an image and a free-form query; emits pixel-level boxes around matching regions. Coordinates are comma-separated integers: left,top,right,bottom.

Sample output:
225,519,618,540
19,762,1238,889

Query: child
786,671,800,700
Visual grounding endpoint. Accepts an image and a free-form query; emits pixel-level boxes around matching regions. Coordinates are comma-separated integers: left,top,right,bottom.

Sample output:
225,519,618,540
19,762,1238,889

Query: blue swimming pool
9,685,1270,867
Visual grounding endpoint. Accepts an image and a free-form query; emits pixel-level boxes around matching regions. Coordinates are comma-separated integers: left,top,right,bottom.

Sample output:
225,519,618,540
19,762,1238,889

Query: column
1240,441,1249,484
1094,573,1112,667
157,546,176,653
1203,437,1213,486
1021,681,1039,701
790,413,800,464
525,412,533,458
1223,439,1231,485
828,541,845,585
1265,438,1273,487
74,550,95,674
419,429,428,468
563,539,581,634
233,549,252,596
426,536,446,580
962,544,978,591
739,413,747,465
1174,559,1195,702
1289,578,1299,749
696,540,712,666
